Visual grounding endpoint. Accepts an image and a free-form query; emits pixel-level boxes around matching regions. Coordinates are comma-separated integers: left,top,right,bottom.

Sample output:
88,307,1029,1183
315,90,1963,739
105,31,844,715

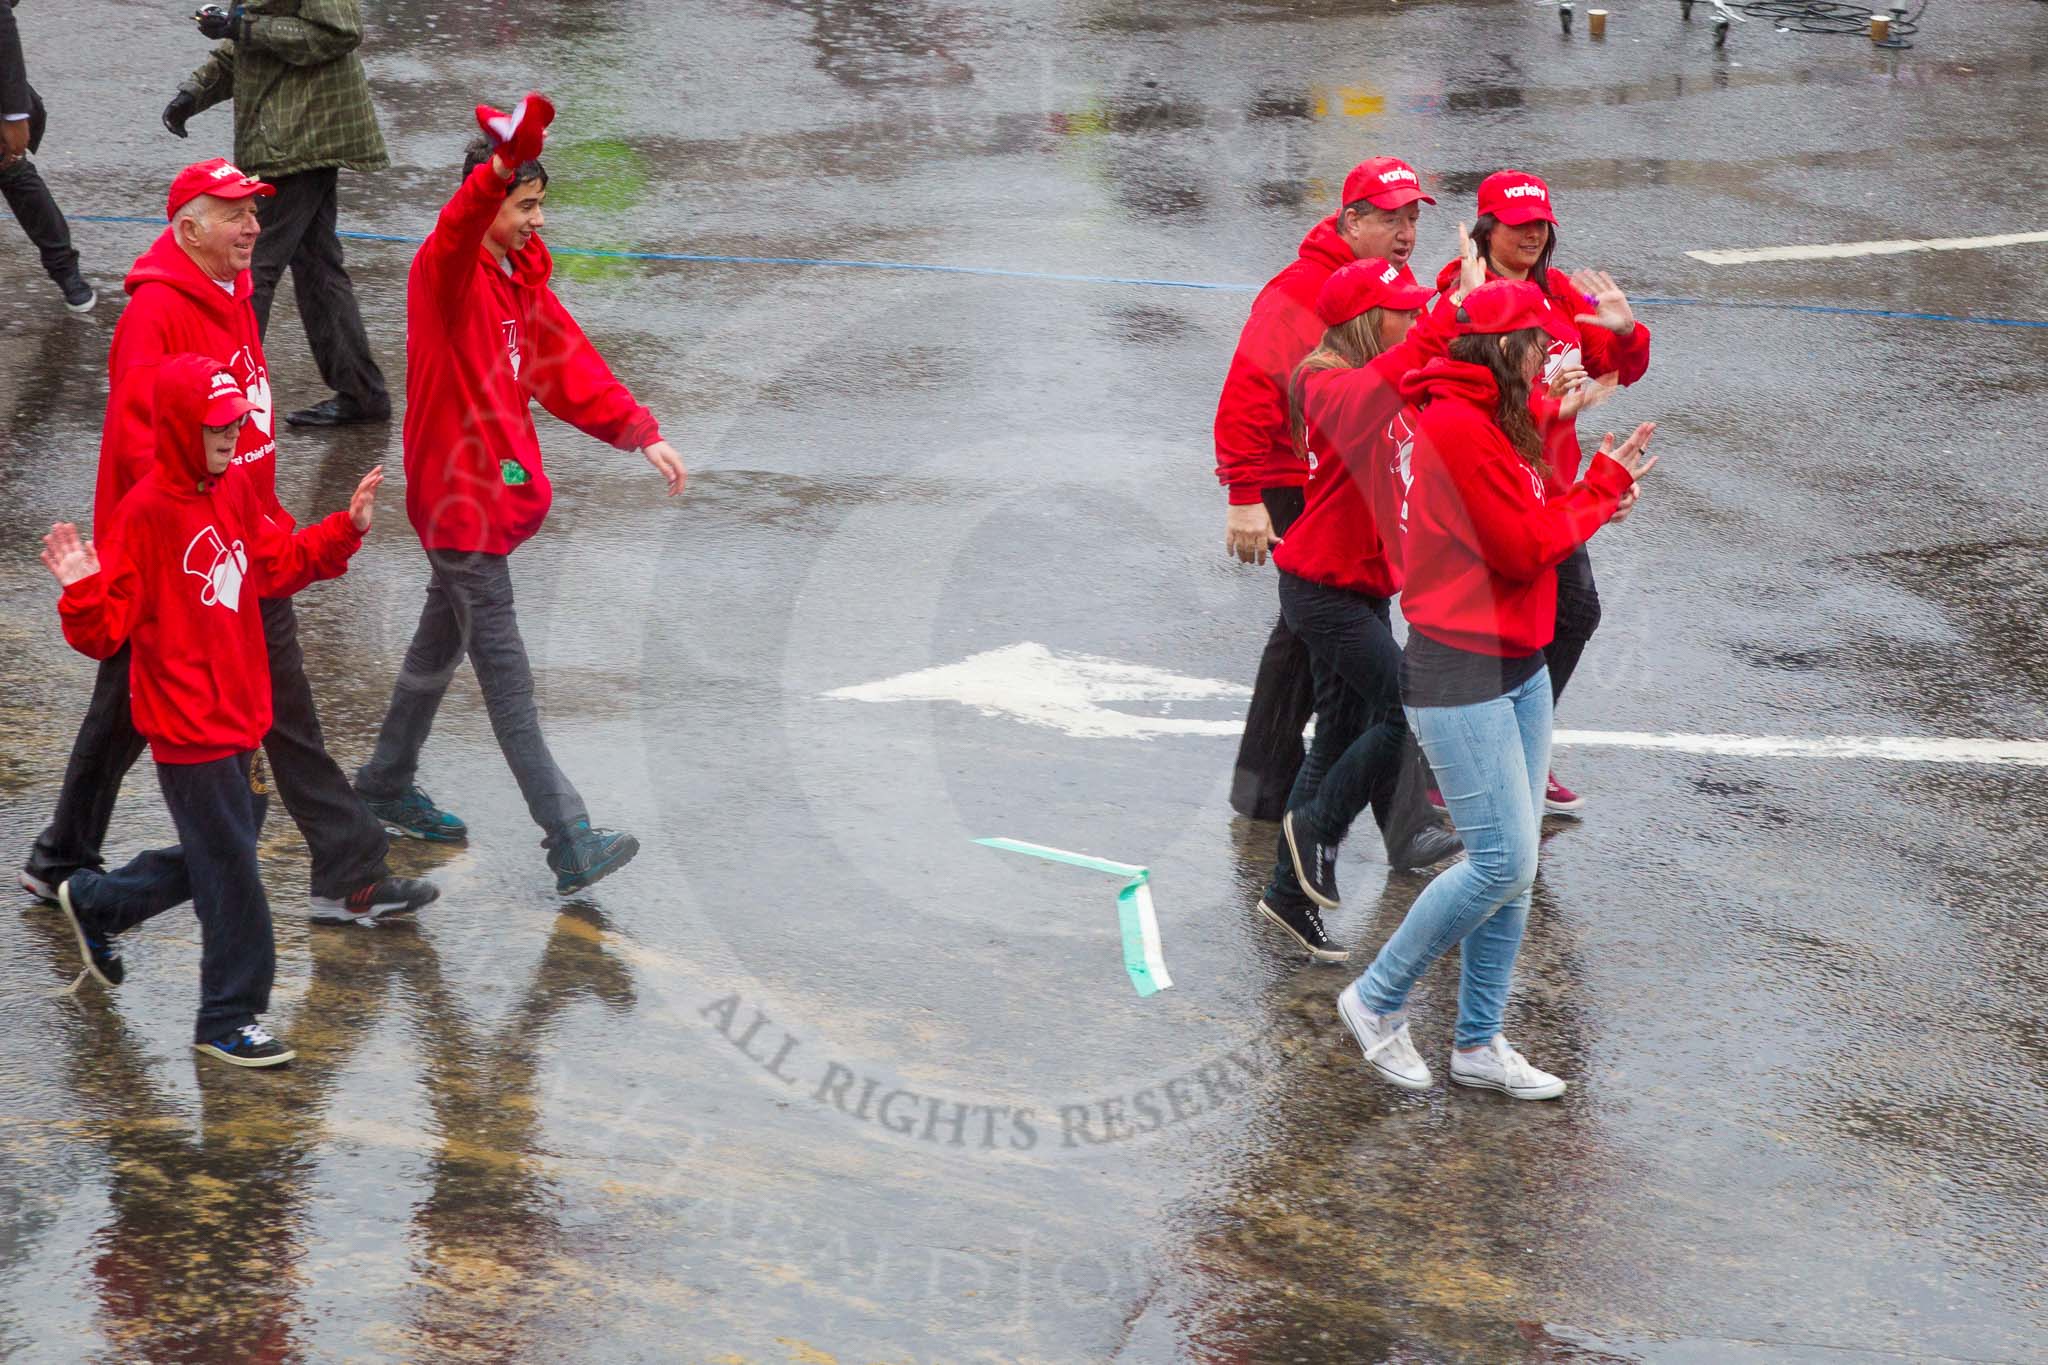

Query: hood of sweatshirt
500,231,555,290
1298,216,1357,275
152,354,226,493
124,229,252,319
1400,356,1503,411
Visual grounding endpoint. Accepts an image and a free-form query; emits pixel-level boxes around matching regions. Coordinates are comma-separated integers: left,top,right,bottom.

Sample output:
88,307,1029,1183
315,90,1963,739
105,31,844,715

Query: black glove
193,3,246,42
163,90,197,138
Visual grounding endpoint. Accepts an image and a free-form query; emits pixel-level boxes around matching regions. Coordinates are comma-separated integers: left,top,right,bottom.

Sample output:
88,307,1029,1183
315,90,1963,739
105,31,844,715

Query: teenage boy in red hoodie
46,354,384,1068
353,95,686,894
20,158,434,928
1213,158,1445,834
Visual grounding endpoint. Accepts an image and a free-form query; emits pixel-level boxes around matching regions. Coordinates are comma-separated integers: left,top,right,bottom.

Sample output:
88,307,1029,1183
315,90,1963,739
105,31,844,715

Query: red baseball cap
166,158,275,221
1451,279,1579,345
203,367,256,426
1316,258,1434,327
1341,156,1436,211
1475,169,1556,227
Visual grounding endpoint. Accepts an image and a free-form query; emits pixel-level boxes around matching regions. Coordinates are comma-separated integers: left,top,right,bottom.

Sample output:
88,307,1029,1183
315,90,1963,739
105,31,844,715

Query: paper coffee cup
1869,13,1891,41
1589,8,1608,38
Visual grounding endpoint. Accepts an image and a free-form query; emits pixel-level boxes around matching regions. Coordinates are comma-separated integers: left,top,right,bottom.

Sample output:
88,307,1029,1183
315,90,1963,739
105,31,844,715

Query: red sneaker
1544,772,1585,815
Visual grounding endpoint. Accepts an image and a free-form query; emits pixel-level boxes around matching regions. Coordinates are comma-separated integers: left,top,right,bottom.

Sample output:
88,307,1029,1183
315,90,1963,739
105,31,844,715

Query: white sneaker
1336,982,1431,1091
1449,1036,1567,1100
19,868,58,904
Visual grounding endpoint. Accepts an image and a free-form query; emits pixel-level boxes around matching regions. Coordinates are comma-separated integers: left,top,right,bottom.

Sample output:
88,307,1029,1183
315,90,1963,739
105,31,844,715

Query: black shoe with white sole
1283,808,1341,909
194,1022,296,1068
58,879,123,987
308,875,440,926
1257,895,1349,962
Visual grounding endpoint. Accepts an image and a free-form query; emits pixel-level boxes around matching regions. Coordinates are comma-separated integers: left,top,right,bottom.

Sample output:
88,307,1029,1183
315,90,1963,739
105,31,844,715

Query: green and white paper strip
975,838,1172,997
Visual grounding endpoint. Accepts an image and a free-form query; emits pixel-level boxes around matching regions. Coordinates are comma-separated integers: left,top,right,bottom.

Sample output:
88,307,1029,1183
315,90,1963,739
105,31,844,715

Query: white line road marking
828,644,2048,766
1688,230,2048,266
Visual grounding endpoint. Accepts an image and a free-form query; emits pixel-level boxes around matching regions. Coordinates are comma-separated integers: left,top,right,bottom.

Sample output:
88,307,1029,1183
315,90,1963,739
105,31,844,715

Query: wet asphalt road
4,0,2048,1361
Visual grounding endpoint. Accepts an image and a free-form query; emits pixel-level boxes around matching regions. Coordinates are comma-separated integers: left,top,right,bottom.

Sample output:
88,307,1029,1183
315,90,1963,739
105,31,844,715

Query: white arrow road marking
1688,229,2048,266
827,644,2048,766
827,642,1250,740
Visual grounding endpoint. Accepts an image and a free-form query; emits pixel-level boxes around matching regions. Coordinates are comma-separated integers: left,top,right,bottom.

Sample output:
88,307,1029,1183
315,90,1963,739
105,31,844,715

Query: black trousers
67,752,274,1044
1229,486,1315,820
1262,574,1441,902
249,167,388,411
1544,544,1601,704
26,598,390,899
357,550,589,840
0,88,80,284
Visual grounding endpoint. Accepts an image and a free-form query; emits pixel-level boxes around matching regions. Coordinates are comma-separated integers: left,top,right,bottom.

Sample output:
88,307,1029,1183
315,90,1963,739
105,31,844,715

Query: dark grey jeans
356,550,588,841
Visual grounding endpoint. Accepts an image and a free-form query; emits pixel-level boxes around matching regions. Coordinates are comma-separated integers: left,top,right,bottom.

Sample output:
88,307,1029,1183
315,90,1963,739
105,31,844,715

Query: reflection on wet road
4,0,2048,1360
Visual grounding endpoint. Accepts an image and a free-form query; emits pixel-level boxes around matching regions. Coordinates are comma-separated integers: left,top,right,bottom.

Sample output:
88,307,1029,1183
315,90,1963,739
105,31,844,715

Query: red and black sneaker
308,876,439,927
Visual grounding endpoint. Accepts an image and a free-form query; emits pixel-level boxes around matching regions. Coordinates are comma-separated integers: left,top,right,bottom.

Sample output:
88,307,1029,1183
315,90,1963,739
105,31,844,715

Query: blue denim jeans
1354,667,1552,1048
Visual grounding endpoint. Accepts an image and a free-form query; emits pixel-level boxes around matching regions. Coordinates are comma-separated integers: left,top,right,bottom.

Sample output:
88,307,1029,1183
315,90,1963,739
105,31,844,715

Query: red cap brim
1363,185,1436,210
203,392,257,426
1490,202,1556,227
214,179,277,202
1384,281,1435,310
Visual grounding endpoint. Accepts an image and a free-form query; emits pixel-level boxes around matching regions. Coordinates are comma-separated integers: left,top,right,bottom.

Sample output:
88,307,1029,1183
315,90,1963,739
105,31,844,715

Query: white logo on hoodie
183,525,249,612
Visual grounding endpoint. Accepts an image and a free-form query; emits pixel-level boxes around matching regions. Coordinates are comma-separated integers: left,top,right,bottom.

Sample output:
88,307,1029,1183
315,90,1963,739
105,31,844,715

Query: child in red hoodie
1333,281,1655,1103
45,354,382,1069
353,94,685,894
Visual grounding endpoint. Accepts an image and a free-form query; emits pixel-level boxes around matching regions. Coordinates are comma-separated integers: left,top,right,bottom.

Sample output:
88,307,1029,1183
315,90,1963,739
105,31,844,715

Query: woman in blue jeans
1335,278,1656,1100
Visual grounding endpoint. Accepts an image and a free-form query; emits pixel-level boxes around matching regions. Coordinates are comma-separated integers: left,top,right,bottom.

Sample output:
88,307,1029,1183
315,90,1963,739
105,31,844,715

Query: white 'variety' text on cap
1504,183,1547,200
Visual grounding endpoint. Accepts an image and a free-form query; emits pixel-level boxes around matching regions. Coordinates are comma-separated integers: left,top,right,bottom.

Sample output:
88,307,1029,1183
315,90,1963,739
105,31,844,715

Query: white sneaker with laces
1335,982,1431,1091
1449,1036,1567,1100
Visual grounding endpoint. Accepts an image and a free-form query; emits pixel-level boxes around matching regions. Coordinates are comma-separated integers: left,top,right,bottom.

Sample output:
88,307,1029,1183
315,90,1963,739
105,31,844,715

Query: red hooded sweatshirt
1430,259,1650,491
59,356,363,764
1398,358,1633,658
1212,216,1358,505
404,162,664,555
98,231,281,534
1270,302,1456,596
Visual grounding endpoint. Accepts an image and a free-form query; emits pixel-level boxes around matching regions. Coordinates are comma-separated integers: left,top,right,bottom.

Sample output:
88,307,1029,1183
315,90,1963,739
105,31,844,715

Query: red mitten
475,93,555,165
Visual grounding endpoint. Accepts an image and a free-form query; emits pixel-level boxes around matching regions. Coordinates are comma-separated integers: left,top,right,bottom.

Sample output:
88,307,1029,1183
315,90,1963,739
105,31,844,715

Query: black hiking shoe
547,820,640,894
285,395,390,427
1389,825,1463,873
1257,895,1349,963
58,879,123,987
59,272,97,313
1283,808,1342,909
194,1022,296,1069
358,783,468,844
309,875,440,926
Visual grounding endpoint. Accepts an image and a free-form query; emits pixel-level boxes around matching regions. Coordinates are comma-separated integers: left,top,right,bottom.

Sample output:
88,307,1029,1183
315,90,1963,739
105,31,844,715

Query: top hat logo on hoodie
182,523,249,612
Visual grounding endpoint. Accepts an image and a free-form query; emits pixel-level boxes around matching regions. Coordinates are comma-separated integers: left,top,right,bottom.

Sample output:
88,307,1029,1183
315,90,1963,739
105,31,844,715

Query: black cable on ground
1735,1,1926,40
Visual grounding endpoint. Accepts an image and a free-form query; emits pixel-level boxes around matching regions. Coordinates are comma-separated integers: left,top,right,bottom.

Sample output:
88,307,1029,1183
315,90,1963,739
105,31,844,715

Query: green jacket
180,0,387,179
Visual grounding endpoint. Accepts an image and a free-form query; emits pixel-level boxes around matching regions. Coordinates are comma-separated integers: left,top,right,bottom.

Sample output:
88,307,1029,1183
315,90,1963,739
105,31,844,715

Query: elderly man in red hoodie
351,96,685,895
45,353,384,1067
1213,158,1457,872
19,158,436,928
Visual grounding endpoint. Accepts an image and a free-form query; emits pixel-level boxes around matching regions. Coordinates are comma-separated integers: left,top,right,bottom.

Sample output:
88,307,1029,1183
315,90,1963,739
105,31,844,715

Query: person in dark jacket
0,0,93,311
162,0,391,426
